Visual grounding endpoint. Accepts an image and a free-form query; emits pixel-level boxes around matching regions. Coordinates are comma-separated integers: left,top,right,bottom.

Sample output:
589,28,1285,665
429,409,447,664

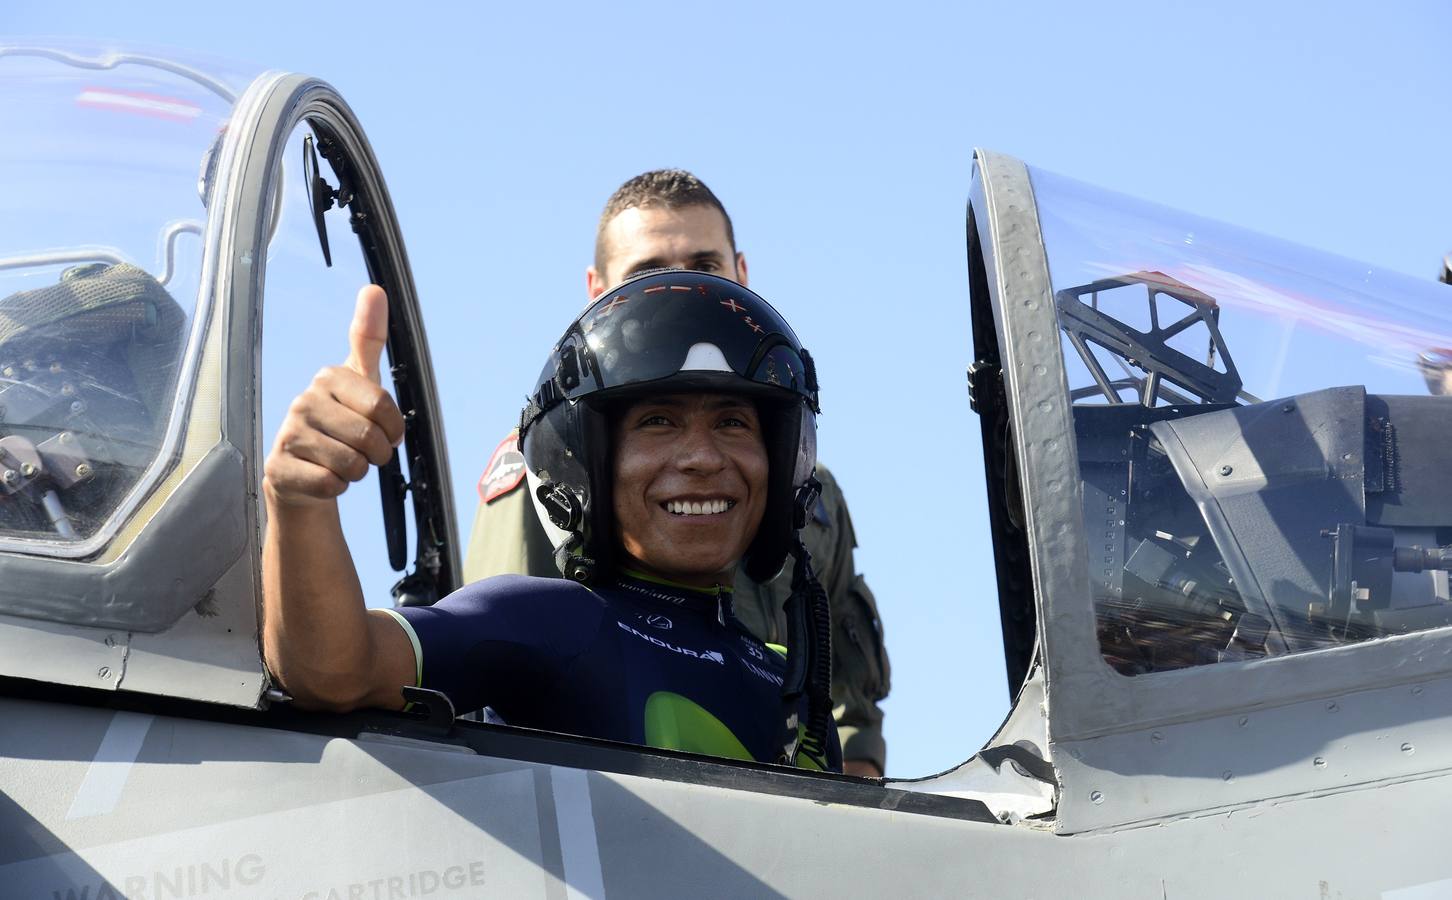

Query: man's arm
261,285,416,712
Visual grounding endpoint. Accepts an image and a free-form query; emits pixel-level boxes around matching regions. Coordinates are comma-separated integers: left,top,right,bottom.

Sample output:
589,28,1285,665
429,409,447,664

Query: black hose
778,571,808,763
779,539,833,768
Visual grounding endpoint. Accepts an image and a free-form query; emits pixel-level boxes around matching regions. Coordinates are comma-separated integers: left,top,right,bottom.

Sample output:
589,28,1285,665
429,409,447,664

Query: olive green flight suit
463,432,891,771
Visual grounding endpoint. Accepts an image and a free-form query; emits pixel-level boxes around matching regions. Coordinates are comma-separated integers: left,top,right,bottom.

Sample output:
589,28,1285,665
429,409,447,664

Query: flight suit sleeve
462,430,560,584
812,465,892,772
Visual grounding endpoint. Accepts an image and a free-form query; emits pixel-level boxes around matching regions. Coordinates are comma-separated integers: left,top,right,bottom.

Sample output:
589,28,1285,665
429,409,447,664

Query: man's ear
586,265,608,300
734,252,749,288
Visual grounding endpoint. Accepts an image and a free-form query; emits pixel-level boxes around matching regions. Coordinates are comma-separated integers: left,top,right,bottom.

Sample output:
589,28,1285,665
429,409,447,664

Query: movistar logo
618,621,724,664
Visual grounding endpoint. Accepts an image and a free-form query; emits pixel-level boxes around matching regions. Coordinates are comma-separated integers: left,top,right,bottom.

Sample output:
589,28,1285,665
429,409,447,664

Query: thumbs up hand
263,285,407,507
345,283,389,384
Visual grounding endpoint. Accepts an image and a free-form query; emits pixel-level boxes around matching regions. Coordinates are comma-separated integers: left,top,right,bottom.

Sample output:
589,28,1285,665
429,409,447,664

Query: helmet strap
792,474,823,531
552,532,596,584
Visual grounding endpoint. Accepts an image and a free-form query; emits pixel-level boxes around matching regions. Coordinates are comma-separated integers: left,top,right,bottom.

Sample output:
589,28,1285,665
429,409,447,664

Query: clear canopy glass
1033,166,1452,674
0,42,259,546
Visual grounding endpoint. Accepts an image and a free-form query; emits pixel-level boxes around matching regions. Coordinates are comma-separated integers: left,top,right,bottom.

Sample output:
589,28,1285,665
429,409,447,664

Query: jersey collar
613,568,734,626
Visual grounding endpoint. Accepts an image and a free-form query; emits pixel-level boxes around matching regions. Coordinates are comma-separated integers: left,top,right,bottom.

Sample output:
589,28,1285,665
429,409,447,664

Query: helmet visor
553,274,816,409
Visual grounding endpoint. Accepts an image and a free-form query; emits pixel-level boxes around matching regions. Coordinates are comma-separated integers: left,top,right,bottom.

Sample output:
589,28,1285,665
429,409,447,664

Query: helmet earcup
522,398,615,581
742,402,815,583
580,399,615,577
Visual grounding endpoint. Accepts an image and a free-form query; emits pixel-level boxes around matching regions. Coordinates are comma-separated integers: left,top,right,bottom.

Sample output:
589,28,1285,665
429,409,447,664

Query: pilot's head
520,269,818,587
586,170,748,300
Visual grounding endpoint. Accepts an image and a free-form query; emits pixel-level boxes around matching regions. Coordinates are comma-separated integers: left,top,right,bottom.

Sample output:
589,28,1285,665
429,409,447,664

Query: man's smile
663,498,738,516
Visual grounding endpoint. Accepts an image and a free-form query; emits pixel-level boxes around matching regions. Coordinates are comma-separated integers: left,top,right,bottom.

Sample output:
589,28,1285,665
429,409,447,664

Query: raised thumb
345,284,389,384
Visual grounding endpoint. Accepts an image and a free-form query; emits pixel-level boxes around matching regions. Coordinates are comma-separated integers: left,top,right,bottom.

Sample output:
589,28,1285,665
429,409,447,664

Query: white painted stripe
65,711,154,820
75,89,201,119
551,767,606,900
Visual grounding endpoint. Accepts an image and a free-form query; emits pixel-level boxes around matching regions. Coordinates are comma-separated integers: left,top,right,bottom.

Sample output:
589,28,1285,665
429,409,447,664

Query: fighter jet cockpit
1032,168,1452,675
0,42,457,710
0,46,242,550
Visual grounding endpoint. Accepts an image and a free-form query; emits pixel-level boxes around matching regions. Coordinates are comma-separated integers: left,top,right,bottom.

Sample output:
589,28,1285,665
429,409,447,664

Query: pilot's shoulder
443,574,599,616
429,576,603,650
477,428,527,504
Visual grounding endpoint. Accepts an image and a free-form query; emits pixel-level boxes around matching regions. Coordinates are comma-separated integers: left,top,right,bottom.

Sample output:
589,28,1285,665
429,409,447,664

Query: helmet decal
680,342,733,373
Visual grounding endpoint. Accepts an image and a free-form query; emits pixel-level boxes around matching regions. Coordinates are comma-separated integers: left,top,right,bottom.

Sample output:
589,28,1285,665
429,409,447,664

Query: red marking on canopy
75,86,202,122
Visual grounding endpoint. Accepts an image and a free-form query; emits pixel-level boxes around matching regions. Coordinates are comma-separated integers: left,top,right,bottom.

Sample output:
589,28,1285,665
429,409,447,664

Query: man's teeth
666,499,735,516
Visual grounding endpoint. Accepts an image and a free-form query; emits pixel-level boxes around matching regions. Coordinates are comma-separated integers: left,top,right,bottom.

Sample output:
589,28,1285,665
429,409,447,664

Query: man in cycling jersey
261,270,840,771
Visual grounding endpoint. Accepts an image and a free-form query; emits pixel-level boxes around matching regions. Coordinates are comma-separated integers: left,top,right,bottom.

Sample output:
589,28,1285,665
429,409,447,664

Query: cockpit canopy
0,41,455,710
0,44,255,553
1032,166,1452,674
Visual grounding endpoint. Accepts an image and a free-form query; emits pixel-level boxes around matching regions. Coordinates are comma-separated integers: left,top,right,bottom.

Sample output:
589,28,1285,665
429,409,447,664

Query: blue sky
7,1,1449,777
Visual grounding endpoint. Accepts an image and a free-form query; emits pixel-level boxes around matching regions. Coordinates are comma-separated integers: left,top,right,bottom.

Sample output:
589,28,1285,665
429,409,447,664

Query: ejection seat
0,263,185,540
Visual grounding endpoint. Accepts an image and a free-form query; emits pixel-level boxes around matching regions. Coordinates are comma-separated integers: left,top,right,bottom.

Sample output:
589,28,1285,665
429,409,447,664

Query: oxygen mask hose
778,539,833,769
778,572,808,764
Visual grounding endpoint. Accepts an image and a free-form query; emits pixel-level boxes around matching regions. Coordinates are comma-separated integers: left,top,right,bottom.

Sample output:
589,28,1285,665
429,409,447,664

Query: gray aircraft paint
5,695,1452,898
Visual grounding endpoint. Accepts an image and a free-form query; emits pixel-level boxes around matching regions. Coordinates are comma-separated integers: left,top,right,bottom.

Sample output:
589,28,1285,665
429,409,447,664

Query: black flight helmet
518,269,820,585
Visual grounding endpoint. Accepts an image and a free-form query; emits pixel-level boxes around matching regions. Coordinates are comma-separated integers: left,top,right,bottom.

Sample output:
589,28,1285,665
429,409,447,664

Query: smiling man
612,394,768,584
465,170,891,776
262,272,841,771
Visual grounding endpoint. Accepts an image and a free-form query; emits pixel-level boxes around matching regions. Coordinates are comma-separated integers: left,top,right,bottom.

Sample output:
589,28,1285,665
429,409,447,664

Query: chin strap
778,478,833,770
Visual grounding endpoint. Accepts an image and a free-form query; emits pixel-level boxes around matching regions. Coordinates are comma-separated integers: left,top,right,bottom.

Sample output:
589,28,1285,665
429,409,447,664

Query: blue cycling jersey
384,571,841,772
